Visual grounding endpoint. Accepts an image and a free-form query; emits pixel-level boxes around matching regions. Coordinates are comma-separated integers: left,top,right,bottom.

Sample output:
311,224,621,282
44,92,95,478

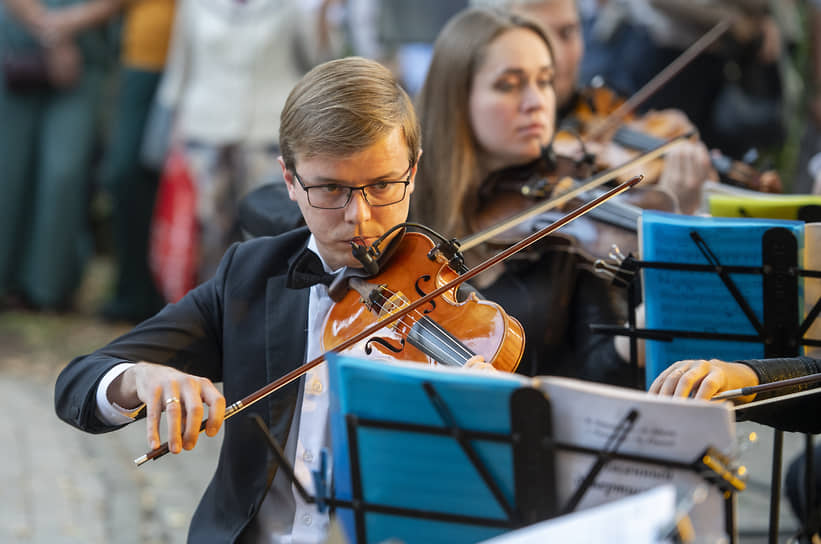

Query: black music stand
248,356,744,544
593,223,821,544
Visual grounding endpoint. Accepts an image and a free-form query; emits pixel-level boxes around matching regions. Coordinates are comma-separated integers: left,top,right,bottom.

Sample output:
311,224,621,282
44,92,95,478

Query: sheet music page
805,223,821,357
534,376,735,542
639,210,805,386
708,192,821,220
478,485,676,544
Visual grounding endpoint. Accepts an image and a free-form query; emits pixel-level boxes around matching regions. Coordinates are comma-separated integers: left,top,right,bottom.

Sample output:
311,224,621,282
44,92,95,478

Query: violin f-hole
414,275,437,314
365,336,405,355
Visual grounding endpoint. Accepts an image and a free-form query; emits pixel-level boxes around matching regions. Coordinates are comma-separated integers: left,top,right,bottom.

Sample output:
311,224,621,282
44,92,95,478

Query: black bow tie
286,247,337,290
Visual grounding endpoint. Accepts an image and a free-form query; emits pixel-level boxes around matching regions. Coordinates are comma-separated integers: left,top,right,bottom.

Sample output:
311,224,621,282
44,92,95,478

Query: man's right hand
109,363,226,454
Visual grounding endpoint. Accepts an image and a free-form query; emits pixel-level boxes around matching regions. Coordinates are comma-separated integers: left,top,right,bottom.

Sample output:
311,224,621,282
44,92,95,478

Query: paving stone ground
0,364,222,544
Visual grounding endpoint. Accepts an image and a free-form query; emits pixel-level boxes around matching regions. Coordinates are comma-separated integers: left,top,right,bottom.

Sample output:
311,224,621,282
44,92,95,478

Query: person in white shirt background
154,0,346,283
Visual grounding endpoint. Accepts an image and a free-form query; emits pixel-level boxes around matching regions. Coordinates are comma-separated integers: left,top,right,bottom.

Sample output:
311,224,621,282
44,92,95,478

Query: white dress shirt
243,235,338,543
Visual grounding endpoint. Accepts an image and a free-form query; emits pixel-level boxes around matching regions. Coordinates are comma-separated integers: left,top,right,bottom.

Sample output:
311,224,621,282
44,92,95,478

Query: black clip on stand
592,226,821,544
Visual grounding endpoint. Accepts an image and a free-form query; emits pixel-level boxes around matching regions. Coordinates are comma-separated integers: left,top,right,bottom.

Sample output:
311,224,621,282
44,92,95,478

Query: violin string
377,294,475,363
372,288,475,364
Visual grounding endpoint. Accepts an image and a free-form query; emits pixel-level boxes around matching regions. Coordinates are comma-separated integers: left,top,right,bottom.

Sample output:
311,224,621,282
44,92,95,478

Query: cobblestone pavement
0,308,222,544
0,372,222,544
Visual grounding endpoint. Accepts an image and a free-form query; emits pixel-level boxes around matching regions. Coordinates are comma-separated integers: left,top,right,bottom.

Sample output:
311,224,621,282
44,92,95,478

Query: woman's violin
469,134,689,261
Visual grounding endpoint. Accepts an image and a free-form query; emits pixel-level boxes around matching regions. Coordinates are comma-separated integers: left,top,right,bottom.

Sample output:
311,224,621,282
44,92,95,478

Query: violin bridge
348,278,413,332
375,291,412,332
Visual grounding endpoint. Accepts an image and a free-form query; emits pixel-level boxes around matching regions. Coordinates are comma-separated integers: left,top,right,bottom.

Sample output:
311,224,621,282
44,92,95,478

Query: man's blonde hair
280,57,420,170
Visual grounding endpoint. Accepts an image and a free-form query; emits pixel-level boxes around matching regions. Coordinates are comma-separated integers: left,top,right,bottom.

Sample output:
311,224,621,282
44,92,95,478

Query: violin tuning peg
609,244,626,263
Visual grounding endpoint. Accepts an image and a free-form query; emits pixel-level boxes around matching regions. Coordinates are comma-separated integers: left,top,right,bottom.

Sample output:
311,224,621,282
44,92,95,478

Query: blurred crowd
0,0,819,322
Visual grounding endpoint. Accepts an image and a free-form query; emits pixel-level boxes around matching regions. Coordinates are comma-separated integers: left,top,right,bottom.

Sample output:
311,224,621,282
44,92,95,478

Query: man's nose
344,189,372,223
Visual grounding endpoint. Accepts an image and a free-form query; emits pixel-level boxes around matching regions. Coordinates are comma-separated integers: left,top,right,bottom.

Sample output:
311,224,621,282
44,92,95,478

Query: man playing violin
54,56,489,544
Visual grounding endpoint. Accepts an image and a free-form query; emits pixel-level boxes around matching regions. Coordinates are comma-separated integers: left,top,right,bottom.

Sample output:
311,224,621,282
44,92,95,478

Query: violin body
321,232,524,373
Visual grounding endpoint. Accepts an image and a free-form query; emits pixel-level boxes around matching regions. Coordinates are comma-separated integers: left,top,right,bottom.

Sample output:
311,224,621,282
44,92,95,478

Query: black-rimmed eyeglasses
292,164,412,210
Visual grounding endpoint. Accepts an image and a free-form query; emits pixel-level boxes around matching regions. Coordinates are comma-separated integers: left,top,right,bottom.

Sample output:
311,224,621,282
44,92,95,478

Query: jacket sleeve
54,243,241,433
741,356,821,395
737,356,821,433
569,267,636,387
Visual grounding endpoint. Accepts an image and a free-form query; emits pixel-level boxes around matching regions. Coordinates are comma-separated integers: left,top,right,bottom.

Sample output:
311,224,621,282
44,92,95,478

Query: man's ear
279,157,298,202
407,148,423,194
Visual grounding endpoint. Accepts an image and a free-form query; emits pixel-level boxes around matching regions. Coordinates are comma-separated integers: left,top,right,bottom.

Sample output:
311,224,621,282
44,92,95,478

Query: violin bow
458,131,693,252
587,18,731,141
135,172,643,465
712,372,821,401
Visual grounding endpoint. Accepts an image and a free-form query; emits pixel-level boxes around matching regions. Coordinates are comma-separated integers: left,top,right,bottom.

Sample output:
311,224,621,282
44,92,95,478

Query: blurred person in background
98,0,175,323
345,0,466,96
154,0,345,284
608,0,801,159
412,7,637,385
0,0,120,311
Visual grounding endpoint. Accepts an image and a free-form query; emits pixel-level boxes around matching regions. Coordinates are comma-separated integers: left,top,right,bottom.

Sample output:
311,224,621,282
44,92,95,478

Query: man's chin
326,248,365,271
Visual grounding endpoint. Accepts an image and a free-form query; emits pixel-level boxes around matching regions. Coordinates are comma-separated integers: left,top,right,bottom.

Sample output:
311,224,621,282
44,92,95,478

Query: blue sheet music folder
327,353,530,544
641,210,804,388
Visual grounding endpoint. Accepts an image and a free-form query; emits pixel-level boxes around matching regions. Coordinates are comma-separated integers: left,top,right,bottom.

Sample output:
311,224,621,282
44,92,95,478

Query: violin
322,230,524,373
552,18,781,194
134,177,642,465
468,135,688,261
558,86,783,193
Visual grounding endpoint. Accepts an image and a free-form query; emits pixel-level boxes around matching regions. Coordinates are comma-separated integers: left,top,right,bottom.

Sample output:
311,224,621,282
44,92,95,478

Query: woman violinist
475,0,721,214
413,7,638,385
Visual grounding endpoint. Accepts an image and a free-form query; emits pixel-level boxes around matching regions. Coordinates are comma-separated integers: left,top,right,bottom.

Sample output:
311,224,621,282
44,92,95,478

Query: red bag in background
150,146,199,303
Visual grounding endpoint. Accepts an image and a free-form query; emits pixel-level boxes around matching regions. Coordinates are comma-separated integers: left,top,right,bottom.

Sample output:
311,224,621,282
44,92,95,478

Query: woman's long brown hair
412,7,555,238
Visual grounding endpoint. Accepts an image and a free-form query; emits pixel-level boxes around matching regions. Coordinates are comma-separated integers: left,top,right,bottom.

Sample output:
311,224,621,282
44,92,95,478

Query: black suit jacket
55,227,314,542
741,356,821,433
